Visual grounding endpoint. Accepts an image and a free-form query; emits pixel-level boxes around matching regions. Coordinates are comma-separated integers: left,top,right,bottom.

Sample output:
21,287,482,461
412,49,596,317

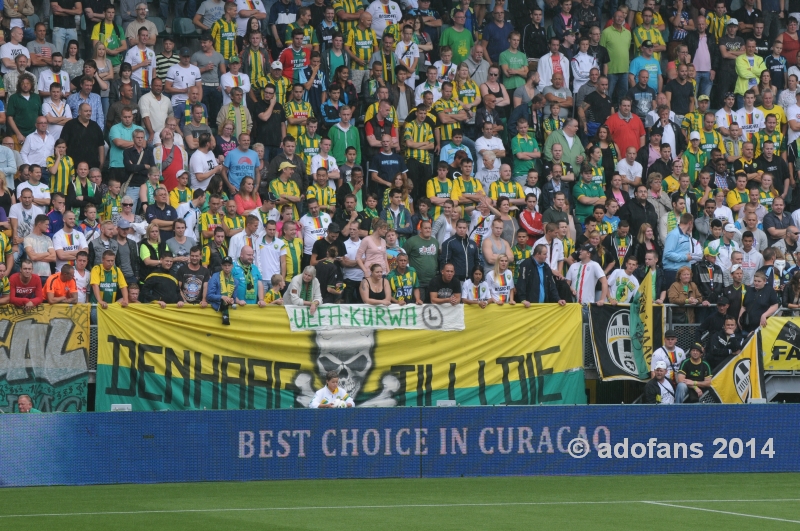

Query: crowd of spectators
0,0,795,364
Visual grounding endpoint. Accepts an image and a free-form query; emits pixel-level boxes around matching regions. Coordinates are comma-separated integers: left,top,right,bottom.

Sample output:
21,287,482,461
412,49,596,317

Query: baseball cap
641,39,654,47
650,125,664,136
690,342,705,353
270,60,283,70
116,218,131,229
717,296,731,306
724,91,736,99
278,161,296,171
200,32,212,41
229,55,240,63
327,222,341,233
730,264,743,273
724,223,739,233
222,256,234,265
580,244,595,254
689,131,701,140
179,47,192,56
654,360,667,370
266,192,279,202
697,94,710,102
703,243,719,257
665,329,678,339
727,18,739,25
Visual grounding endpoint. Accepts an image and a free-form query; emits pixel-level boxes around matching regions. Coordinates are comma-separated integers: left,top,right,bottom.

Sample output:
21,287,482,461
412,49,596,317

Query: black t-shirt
71,74,102,95
718,35,744,68
679,358,712,382
53,0,79,28
587,44,610,67
252,101,285,148
742,285,779,329
315,259,344,303
756,155,789,195
427,273,462,302
583,90,612,124
663,79,694,115
175,264,211,304
311,237,346,259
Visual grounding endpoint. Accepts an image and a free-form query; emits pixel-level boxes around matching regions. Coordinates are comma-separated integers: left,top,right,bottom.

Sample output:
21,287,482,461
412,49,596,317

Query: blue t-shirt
232,260,263,303
223,148,259,189
629,56,661,92
481,21,513,62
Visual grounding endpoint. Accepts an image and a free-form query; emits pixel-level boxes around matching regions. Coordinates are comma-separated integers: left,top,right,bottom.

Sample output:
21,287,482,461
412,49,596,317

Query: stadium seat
148,16,166,35
172,17,200,45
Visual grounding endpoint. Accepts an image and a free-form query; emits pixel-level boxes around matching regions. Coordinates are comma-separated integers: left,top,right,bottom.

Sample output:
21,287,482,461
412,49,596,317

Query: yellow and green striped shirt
489,180,525,209
211,18,238,60
284,22,319,48
224,214,246,232
404,120,433,164
706,13,730,44
455,79,479,110
283,237,303,280
247,48,269,90
345,27,378,69
169,186,193,208
46,155,74,196
754,130,786,157
426,178,453,218
101,193,122,221
387,267,419,302
296,133,321,174
270,179,301,219
431,97,465,143
633,26,665,61
265,74,291,104
199,212,224,246
307,183,336,208
285,100,314,139
334,0,366,42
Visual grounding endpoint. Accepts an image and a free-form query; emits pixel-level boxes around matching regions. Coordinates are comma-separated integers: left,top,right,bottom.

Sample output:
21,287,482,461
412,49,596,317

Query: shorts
626,0,645,11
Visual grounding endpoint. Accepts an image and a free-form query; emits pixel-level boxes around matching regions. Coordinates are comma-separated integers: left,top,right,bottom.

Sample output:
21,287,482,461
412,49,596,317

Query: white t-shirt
366,0,402,37
16,181,51,200
788,104,800,144
566,260,606,303
615,159,643,196
468,210,493,244
343,237,364,281
124,46,158,90
533,236,564,271
189,149,218,190
606,269,640,303
461,279,491,301
8,203,44,239
74,268,90,303
310,154,340,188
473,136,504,172
235,0,268,36
220,72,251,106
651,346,686,381
486,269,514,303
255,236,287,280
715,108,736,132
165,63,203,105
298,213,332,254
37,69,71,96
52,228,88,271
41,98,72,139
251,206,280,237
0,43,29,74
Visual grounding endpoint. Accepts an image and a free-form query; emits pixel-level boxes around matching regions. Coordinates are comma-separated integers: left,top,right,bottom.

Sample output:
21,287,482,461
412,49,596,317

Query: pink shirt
693,34,711,72
357,236,389,273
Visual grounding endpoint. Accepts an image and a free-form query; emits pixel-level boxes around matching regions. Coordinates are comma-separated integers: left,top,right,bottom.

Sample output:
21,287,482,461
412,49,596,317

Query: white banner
285,304,465,332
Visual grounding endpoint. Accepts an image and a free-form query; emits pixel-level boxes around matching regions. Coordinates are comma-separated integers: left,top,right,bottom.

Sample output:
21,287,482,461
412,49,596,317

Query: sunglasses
122,203,134,207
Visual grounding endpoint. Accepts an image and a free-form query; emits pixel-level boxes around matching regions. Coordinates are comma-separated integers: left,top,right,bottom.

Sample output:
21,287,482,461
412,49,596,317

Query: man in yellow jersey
200,193,229,247
224,198,246,239
453,158,485,217
270,161,303,219
281,219,304,282
307,167,337,214
210,1,238,61
432,81,467,146
90,250,129,308
91,5,128,73
344,11,378,90
404,105,434,202
427,161,454,219
285,83,314,139
202,226,228,271
334,0,365,43
284,6,319,53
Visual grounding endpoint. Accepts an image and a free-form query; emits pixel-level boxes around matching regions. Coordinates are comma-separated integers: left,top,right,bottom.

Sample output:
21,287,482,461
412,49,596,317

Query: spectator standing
600,10,632,105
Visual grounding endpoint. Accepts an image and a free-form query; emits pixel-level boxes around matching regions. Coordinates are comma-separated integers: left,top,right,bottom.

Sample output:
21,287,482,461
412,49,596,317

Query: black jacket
633,265,666,298
123,145,156,187
521,23,548,59
440,235,479,280
705,331,746,372
625,239,663,267
619,199,659,243
691,259,724,303
643,377,674,404
685,30,720,72
516,257,561,303
697,310,728,345
140,268,182,304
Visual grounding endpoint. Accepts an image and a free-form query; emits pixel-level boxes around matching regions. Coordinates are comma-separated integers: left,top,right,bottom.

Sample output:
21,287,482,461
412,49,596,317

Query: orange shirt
44,273,77,299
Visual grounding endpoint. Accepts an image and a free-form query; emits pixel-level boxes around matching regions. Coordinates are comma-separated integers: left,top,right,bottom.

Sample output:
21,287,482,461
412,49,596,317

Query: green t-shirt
439,27,474,65
6,93,42,136
403,235,440,286
510,134,538,177
573,181,606,223
600,26,632,74
499,49,527,90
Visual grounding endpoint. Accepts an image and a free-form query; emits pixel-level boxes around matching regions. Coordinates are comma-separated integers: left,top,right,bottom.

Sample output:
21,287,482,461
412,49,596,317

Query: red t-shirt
9,273,44,307
606,114,646,158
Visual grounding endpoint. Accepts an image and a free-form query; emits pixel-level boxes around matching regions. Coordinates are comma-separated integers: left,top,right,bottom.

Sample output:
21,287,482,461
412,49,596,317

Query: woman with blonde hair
139,222,167,279
235,176,260,215
455,62,481,136
382,173,413,212
94,41,113,116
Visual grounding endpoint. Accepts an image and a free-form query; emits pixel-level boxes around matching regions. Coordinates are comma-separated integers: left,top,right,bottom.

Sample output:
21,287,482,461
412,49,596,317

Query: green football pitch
1,474,798,530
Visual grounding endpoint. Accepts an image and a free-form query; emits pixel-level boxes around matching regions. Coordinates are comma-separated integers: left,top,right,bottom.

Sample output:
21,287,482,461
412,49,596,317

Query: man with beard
176,245,210,306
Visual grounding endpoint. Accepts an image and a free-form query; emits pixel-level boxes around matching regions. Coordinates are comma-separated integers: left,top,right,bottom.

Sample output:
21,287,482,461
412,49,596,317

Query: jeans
202,85,223,128
52,27,77,56
695,71,712,98
606,73,628,106
675,382,688,404
125,186,141,214
101,96,109,117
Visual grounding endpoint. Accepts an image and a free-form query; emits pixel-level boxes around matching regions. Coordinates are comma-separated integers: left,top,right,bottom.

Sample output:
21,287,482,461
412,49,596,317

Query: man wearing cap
192,33,226,128
270,160,303,220
692,242,724,321
643,360,676,404
566,243,608,304
681,94,711,140
697,296,732,345
677,343,713,403
650,329,685,382
706,222,741,274
628,39,662,93
717,20,745,106
681,131,709,185
165,48,203,111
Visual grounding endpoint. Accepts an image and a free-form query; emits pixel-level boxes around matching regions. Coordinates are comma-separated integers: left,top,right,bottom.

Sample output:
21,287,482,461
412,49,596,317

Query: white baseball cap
654,360,667,370
724,223,740,234
270,60,283,70
689,131,701,141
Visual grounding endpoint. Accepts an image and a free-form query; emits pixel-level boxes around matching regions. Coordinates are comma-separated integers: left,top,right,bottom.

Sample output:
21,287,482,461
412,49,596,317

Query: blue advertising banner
1,406,798,487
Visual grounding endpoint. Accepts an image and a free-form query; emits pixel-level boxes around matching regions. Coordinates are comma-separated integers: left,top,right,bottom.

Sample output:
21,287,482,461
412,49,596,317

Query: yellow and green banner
761,317,800,371
95,304,587,411
0,304,91,412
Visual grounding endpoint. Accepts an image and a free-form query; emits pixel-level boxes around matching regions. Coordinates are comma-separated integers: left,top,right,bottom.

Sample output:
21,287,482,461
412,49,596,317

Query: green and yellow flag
629,268,659,378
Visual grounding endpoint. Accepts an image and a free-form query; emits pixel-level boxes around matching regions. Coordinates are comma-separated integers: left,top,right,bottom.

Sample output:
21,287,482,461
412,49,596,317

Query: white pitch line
643,501,800,525
1,498,799,519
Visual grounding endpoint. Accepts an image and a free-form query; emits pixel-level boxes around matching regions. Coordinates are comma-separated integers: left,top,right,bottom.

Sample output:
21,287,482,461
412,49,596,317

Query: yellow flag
709,331,765,403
